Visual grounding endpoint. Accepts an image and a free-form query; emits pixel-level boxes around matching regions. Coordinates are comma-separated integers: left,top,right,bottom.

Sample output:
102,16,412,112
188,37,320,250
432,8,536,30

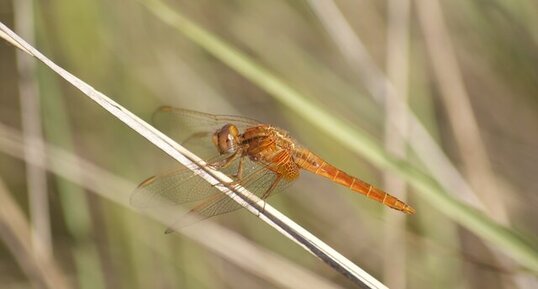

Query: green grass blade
139,0,538,272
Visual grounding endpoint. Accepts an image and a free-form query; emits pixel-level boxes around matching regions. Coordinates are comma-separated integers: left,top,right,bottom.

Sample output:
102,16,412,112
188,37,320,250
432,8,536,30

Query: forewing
152,106,261,159
135,106,296,229
145,156,295,232
130,153,276,209
132,106,262,208
164,167,294,232
130,158,226,209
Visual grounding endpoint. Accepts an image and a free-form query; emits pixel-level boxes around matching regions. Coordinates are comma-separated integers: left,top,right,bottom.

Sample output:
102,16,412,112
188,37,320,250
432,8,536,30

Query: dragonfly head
213,124,241,155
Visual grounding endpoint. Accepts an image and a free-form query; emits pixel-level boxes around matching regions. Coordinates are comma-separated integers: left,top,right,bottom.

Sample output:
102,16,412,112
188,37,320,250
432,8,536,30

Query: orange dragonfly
132,107,414,231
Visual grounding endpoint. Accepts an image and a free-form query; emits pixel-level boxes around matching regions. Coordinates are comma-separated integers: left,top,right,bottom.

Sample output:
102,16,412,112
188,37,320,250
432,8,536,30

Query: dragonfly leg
261,174,283,200
208,149,241,171
232,157,244,180
227,158,271,187
257,174,283,215
207,151,244,190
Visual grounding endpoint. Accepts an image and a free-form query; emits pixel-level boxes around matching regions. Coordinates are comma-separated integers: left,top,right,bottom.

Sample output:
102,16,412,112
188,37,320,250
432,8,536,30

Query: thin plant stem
305,0,490,214
415,0,509,224
415,1,537,287
15,0,52,259
0,22,387,289
383,0,411,287
0,177,71,289
134,0,538,273
0,123,350,289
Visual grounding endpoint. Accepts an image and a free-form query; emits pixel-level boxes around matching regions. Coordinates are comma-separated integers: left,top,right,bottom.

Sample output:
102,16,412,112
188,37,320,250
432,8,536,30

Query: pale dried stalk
414,1,535,288
15,0,52,260
306,0,486,213
0,177,71,289
383,0,411,288
0,123,346,289
0,22,386,289
414,0,509,225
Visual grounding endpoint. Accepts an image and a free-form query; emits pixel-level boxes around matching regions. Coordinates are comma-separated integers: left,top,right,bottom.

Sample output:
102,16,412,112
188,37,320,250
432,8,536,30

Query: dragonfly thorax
212,124,241,155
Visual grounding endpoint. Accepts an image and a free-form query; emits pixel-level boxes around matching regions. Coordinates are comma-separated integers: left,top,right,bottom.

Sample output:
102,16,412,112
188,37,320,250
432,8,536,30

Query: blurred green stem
139,0,538,272
36,17,106,289
39,68,106,289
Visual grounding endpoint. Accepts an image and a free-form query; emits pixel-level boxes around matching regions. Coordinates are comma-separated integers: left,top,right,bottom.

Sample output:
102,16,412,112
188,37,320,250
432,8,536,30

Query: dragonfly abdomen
347,177,415,214
296,150,415,214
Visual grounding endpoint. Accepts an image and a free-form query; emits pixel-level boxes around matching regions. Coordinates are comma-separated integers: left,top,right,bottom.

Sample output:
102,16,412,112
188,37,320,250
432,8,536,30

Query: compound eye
213,124,241,155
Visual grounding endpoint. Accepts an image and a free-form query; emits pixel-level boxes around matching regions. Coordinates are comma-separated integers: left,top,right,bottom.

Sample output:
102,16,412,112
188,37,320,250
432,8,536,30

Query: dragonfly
131,107,415,232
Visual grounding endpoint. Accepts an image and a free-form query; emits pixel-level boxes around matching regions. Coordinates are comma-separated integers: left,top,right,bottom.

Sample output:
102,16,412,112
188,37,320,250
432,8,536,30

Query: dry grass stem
415,0,510,225
383,0,411,288
14,0,52,259
0,123,347,289
0,21,387,289
0,177,71,289
306,0,487,214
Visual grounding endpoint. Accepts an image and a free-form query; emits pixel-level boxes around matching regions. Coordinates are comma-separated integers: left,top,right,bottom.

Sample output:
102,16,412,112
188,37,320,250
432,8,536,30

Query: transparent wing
131,106,253,209
133,106,295,231
132,154,296,231
130,154,230,208
131,153,293,208
164,163,294,232
152,106,261,159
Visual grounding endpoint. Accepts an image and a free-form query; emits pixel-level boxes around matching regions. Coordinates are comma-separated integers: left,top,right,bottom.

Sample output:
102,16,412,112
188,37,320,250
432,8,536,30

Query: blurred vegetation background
0,0,537,288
